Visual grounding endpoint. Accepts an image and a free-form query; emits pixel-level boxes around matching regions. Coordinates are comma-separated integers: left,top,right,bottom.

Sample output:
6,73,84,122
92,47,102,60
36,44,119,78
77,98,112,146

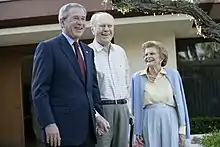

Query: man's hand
179,134,186,147
96,115,110,136
45,123,61,147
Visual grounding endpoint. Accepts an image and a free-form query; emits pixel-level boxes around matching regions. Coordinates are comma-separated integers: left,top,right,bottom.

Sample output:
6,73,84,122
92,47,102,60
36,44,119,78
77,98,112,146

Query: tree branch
110,0,220,43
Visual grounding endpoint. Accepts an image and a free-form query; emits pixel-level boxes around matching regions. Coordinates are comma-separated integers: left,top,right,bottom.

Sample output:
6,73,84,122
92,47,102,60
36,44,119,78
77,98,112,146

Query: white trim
0,14,194,46
115,14,193,25
0,24,60,36
0,14,193,36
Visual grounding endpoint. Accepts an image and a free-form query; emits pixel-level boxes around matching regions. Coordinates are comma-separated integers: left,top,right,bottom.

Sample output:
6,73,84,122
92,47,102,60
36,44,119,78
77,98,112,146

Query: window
177,41,220,62
176,38,220,118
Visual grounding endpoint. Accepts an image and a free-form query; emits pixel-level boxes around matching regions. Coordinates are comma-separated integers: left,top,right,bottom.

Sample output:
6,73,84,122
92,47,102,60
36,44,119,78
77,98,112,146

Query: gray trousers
96,104,130,147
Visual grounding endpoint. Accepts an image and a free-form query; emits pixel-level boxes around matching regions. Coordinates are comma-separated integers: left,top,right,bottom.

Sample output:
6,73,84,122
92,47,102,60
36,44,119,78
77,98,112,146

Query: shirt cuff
95,110,101,118
126,99,132,114
179,125,186,135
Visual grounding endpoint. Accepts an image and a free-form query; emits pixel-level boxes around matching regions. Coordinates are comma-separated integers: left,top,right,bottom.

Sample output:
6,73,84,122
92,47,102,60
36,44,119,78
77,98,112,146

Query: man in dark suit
31,3,110,147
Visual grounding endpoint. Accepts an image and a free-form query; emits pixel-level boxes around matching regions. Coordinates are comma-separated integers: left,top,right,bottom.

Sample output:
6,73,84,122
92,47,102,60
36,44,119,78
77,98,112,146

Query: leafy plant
200,130,220,147
109,0,220,43
190,117,220,134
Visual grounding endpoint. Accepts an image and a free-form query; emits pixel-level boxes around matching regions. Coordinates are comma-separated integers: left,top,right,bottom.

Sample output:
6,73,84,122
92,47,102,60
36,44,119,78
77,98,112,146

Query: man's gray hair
90,12,114,27
58,3,87,22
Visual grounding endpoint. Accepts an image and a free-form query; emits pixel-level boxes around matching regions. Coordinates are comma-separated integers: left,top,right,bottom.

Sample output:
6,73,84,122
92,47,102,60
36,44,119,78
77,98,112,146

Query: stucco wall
114,27,177,76
20,24,178,84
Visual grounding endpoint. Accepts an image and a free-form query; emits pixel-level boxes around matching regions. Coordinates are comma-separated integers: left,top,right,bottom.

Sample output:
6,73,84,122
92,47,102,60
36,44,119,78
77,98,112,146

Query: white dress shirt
62,32,84,60
89,40,131,112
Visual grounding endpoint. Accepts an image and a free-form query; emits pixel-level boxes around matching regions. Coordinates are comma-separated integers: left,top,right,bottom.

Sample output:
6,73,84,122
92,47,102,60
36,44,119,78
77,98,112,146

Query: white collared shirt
89,41,130,103
62,32,84,60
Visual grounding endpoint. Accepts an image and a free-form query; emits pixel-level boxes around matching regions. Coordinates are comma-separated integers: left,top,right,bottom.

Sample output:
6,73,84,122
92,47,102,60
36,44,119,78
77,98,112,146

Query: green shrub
200,130,220,147
190,117,220,134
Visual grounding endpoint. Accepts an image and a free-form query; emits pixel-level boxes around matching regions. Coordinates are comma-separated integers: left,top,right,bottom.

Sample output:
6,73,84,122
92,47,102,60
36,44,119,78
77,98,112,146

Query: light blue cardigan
131,67,190,139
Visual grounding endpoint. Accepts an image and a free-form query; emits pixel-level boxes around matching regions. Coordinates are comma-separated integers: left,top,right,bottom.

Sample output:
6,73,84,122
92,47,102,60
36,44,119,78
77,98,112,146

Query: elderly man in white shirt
89,12,132,147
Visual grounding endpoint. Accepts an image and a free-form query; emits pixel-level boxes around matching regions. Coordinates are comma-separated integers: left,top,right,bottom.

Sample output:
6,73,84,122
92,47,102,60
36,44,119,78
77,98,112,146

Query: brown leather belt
101,99,127,105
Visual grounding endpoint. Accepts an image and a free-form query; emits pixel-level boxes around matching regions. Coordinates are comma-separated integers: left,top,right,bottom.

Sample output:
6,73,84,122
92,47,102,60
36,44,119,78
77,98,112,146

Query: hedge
190,117,220,134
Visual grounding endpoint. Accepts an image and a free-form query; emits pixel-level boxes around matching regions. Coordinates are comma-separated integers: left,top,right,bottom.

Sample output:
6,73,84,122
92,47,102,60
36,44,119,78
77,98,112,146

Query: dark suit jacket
31,34,103,146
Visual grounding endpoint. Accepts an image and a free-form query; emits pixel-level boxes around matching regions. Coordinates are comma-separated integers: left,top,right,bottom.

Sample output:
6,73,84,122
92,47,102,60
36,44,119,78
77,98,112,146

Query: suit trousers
45,116,95,147
44,128,95,147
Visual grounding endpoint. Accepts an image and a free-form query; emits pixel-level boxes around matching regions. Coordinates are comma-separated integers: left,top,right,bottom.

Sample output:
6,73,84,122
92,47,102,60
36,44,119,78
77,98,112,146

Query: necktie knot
73,41,79,48
73,42,80,59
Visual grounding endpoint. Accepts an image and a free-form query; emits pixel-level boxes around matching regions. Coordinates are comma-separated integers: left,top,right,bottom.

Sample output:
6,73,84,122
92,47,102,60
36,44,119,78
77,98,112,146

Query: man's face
93,14,114,46
62,7,86,40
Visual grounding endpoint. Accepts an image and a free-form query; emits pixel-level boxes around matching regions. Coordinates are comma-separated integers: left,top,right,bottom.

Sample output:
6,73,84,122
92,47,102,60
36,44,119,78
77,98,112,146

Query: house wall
0,1,218,146
20,28,178,85
114,26,177,76
0,15,186,147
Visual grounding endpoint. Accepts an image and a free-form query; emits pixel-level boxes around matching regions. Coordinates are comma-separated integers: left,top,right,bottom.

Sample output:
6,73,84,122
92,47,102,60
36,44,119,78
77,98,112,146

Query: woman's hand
134,135,144,146
179,134,186,147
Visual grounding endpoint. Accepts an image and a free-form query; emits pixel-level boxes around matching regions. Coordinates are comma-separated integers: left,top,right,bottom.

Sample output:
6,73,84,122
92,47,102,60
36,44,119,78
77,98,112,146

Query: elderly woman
131,41,190,147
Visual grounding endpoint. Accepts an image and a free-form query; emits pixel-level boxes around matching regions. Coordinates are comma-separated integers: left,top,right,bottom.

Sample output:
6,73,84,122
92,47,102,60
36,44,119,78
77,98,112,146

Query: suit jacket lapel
58,34,85,84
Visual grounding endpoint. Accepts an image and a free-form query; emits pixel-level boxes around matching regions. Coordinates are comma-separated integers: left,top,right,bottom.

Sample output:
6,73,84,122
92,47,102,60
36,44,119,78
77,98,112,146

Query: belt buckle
115,99,118,104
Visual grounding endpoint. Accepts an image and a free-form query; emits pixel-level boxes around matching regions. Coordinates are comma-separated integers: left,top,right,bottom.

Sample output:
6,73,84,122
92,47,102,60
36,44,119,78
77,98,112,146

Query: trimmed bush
190,117,220,134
